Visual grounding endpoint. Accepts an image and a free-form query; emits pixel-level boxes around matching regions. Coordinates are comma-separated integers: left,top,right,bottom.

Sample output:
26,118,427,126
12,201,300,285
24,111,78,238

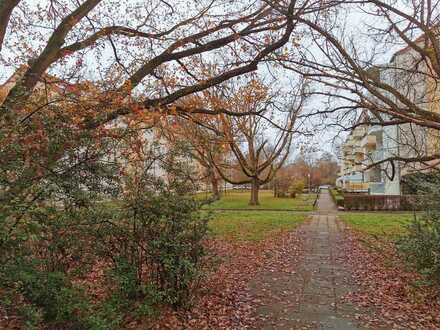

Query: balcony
343,149,352,156
346,182,369,192
361,135,376,149
371,149,384,163
345,172,363,181
355,152,365,163
369,182,385,195
352,127,366,139
345,138,354,147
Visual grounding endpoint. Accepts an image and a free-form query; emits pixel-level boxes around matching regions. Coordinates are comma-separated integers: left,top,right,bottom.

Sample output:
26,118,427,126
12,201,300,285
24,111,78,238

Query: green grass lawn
208,211,307,241
203,190,316,211
339,212,415,238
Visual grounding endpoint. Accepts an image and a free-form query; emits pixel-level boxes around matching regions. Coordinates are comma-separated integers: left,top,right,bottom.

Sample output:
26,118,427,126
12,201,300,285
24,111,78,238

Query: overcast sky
0,0,408,162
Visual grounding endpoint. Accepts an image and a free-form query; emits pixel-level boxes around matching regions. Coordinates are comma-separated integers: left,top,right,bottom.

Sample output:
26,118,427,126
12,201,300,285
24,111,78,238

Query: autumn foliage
1,0,440,328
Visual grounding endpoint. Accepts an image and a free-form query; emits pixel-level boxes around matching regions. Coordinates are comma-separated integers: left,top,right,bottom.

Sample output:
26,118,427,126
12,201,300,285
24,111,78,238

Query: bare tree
212,78,305,205
267,0,440,169
0,0,323,128
159,114,226,199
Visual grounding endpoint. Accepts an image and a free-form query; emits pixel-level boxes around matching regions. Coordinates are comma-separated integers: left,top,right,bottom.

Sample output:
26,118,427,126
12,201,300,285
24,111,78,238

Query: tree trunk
211,175,220,200
206,166,221,200
249,178,260,205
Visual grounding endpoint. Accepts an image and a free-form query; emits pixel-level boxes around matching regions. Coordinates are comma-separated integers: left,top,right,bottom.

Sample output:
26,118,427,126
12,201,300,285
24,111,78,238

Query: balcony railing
344,172,363,181
346,182,369,192
369,182,385,195
352,126,366,138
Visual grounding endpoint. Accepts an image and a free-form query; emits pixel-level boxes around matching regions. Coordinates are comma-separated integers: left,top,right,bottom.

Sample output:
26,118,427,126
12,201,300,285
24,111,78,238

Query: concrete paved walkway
252,189,368,329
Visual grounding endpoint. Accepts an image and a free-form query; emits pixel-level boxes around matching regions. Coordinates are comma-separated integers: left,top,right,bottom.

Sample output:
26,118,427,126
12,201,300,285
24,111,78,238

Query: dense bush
0,261,116,330
0,106,121,328
96,168,210,309
398,193,440,283
401,172,440,195
1,169,209,328
0,106,211,328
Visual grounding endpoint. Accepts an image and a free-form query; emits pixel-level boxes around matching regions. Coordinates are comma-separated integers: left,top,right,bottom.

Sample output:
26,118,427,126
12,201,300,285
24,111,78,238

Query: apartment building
336,110,401,195
336,36,439,195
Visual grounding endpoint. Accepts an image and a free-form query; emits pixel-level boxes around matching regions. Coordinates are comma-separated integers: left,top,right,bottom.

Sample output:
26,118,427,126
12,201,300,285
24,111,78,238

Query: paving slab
251,189,371,329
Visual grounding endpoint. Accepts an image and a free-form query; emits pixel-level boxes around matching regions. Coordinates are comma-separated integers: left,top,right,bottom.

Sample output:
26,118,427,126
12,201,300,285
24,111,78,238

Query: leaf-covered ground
148,229,305,329
5,205,439,329
148,205,440,329
209,211,306,241
337,229,440,329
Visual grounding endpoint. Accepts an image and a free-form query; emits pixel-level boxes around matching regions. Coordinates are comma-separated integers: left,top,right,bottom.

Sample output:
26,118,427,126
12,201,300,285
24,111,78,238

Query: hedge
329,188,344,208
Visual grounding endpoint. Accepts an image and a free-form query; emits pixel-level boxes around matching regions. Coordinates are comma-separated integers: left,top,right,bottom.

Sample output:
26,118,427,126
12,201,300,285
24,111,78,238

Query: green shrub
17,304,43,330
289,180,305,198
401,172,440,194
398,193,440,283
329,188,344,207
94,165,210,309
102,257,161,321
0,261,99,329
